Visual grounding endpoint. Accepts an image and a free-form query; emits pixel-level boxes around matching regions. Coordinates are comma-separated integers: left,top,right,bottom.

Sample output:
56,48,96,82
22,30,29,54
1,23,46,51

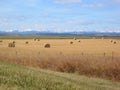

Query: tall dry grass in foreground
0,53,120,81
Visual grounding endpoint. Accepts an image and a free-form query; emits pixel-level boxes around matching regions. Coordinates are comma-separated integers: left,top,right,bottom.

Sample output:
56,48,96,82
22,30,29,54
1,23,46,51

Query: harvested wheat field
0,39,120,55
0,38,120,81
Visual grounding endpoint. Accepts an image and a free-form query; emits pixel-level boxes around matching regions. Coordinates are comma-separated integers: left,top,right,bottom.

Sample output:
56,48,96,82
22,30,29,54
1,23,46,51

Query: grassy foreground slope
0,61,120,90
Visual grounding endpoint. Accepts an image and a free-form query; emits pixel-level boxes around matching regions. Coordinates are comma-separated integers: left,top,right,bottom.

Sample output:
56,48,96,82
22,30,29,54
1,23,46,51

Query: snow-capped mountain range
0,30,120,36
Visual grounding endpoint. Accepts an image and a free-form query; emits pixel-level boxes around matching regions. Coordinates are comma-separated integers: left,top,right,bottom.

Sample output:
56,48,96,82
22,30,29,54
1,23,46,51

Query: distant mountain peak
0,30,120,36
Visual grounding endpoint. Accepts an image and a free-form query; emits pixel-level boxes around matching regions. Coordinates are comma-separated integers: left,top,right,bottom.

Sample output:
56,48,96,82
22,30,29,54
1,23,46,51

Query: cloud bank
110,0,120,3
54,0,82,4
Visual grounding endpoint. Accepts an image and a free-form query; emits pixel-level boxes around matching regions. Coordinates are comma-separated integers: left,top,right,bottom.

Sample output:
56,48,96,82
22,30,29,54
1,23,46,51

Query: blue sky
0,0,120,32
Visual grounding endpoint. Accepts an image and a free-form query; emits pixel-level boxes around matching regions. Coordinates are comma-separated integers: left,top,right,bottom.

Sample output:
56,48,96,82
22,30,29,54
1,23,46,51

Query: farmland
0,37,120,89
0,38,120,55
0,37,120,90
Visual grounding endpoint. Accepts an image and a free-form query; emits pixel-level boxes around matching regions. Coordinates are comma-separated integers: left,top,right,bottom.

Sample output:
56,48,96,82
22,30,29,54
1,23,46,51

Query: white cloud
83,3,104,8
23,0,39,7
66,20,94,26
109,0,120,3
0,15,28,22
0,6,15,13
54,0,82,4
0,0,39,8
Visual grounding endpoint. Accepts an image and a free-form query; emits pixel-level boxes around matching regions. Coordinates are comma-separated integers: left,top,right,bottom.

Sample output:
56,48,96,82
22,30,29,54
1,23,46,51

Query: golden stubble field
0,39,120,56
0,38,120,81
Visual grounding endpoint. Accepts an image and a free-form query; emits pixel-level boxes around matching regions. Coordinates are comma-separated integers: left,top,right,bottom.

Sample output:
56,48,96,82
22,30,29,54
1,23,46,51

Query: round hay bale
111,40,113,43
8,42,15,47
113,41,116,44
74,38,77,40
13,41,16,43
70,41,73,44
38,39,40,41
0,40,3,42
34,38,37,41
25,41,29,44
44,43,50,48
78,40,80,42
